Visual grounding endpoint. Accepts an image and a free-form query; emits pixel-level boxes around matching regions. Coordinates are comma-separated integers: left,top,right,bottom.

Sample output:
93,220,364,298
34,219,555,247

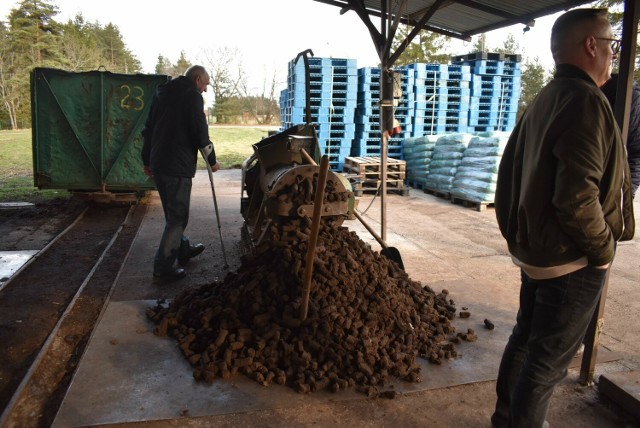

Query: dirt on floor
0,198,143,426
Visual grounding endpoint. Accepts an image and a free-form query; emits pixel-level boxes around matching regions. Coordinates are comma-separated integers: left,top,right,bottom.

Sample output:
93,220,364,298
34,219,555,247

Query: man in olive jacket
142,65,220,280
491,9,635,428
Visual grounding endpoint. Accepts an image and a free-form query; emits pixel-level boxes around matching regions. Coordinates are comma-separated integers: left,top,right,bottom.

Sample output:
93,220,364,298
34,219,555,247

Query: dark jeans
491,266,608,428
153,173,192,275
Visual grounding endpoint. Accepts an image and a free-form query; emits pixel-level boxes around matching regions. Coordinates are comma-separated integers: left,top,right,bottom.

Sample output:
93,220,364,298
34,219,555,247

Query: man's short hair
185,65,208,81
551,8,609,56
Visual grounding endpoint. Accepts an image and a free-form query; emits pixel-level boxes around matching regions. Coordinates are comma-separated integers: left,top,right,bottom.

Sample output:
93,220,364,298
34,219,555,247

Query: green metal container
31,67,169,193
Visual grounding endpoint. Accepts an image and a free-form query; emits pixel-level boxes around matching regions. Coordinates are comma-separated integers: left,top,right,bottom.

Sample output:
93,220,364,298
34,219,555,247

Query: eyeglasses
594,37,621,55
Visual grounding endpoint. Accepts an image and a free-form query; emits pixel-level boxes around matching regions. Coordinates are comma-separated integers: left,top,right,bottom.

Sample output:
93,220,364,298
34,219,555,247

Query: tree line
0,0,280,130
0,0,141,129
2,0,629,131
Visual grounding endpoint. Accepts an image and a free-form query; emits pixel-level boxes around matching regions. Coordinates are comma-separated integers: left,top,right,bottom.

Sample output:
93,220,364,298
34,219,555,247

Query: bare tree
199,46,247,122
0,22,22,130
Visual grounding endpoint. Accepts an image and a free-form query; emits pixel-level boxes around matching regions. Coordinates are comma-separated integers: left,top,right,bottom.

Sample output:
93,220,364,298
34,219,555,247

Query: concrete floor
53,169,640,427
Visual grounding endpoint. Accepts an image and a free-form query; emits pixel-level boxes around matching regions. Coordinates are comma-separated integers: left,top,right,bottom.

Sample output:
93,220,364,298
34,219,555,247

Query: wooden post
299,155,330,321
580,0,640,385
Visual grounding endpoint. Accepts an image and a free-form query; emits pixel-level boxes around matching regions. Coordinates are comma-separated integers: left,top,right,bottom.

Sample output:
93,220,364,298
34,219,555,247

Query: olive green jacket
495,64,635,267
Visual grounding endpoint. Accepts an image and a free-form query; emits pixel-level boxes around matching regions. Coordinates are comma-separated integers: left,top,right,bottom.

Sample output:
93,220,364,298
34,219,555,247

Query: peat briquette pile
147,220,476,396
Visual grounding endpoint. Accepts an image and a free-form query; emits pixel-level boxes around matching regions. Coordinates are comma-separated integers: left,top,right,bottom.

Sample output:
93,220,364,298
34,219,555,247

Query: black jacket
495,64,635,268
601,74,640,197
141,76,216,177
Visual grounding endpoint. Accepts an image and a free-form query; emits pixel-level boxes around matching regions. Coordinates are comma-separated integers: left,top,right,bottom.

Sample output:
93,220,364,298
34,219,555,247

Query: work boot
153,267,187,283
177,243,205,266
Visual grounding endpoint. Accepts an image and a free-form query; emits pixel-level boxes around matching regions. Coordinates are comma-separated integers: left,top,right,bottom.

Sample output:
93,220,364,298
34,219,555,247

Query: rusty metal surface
31,68,169,192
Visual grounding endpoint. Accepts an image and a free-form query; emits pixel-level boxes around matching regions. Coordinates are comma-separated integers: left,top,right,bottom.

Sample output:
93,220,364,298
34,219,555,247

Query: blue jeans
153,173,192,275
491,266,608,428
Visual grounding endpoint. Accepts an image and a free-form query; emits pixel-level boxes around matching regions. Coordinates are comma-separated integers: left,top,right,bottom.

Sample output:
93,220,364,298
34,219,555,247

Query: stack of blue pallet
352,67,413,159
279,88,288,125
451,52,521,133
277,53,522,174
279,57,358,171
407,63,472,136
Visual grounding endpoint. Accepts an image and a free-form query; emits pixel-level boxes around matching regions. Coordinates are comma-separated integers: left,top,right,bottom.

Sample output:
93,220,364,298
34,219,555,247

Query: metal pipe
353,210,388,250
204,161,228,268
300,147,316,166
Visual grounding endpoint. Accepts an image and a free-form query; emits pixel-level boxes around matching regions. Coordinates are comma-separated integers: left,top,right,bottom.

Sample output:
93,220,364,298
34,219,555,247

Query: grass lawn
0,126,277,202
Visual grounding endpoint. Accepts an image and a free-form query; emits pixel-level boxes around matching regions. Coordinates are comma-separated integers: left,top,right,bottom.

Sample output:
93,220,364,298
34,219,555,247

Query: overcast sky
1,0,560,93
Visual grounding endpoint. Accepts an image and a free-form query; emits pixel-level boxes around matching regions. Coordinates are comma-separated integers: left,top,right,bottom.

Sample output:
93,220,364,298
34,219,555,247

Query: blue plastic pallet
352,145,404,157
356,130,412,141
286,97,358,109
413,116,468,128
352,142,405,153
473,74,502,84
316,122,356,132
355,115,412,127
288,104,355,116
413,124,467,135
318,144,352,155
413,86,472,97
317,130,356,140
287,85,357,98
291,112,355,124
290,57,357,71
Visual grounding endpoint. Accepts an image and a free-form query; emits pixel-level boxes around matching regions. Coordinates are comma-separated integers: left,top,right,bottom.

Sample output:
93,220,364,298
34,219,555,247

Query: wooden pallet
406,179,428,190
343,156,409,197
353,186,411,197
352,177,406,190
343,156,406,180
450,196,494,212
423,186,451,200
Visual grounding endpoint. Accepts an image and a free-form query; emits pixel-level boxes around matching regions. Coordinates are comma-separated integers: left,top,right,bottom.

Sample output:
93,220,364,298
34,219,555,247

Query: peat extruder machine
240,50,355,253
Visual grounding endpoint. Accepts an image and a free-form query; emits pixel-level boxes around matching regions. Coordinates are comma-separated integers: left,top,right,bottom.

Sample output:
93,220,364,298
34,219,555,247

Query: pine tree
1,0,63,129
154,54,173,75
59,14,103,71
391,24,450,66
493,33,520,55
94,23,141,73
8,0,62,67
174,51,192,77
471,33,488,53
518,57,550,118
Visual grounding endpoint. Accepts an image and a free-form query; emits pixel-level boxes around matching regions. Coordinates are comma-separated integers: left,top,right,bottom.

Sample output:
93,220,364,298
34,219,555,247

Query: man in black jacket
142,65,220,280
601,73,640,198
492,9,635,427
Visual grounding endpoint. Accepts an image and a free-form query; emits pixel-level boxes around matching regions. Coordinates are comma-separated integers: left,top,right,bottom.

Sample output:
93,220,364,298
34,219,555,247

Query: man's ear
584,35,598,58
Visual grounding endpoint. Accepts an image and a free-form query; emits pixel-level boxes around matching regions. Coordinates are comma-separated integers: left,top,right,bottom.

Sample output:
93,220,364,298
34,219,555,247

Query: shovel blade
381,247,404,270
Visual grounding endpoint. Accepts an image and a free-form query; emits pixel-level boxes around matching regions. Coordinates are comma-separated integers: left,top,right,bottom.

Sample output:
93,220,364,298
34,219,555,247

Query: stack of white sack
450,131,511,203
403,135,438,187
424,133,474,193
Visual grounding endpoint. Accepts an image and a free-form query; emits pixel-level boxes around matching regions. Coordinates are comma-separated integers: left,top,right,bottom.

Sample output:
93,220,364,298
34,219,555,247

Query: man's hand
143,165,154,177
210,162,221,172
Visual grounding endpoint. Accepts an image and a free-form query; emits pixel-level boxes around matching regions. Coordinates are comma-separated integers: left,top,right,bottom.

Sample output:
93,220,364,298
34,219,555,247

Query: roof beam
314,0,469,39
389,0,448,65
346,0,383,55
460,0,593,37
381,0,408,63
451,0,535,26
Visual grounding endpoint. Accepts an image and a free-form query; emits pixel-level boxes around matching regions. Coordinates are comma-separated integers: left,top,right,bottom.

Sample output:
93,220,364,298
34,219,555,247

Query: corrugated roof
313,0,594,40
